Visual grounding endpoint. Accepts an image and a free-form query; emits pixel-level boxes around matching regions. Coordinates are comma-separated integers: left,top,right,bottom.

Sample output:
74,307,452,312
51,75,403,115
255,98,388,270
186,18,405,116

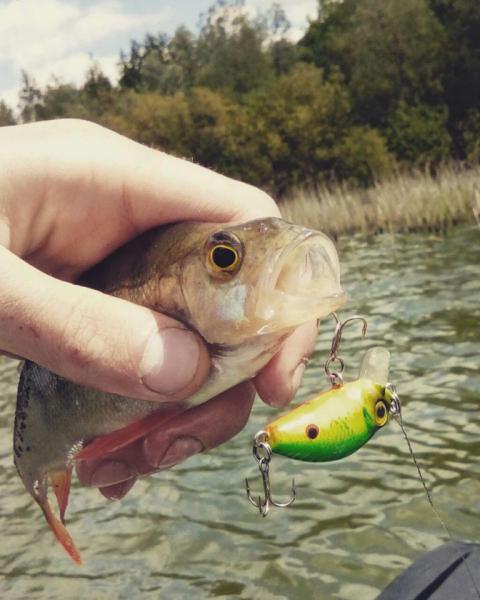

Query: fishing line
394,412,480,599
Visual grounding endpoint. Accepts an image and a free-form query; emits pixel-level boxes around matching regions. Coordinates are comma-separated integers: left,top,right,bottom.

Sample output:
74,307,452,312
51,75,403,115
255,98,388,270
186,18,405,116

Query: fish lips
252,230,346,334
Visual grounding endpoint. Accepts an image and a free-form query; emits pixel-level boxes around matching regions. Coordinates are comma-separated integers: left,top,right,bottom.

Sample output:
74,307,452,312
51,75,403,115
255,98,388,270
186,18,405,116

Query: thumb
0,247,210,401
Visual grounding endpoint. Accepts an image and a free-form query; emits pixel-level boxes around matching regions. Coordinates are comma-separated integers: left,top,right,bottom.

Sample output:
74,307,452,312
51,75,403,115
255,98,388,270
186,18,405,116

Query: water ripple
0,226,479,599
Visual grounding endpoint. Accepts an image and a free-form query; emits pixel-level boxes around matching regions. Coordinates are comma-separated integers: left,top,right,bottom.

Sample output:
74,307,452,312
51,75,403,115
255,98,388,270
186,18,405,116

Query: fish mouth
252,230,345,334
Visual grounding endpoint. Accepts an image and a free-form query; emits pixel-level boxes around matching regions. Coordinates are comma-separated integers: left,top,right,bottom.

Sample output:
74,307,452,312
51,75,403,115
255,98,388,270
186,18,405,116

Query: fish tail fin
36,496,82,565
49,468,72,524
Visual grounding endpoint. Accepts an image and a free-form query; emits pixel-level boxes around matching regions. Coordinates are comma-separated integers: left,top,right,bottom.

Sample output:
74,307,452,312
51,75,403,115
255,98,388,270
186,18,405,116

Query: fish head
170,217,345,345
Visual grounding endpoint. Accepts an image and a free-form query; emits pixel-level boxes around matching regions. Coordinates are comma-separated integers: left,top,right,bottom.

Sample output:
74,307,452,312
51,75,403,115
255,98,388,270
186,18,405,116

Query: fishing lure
244,315,480,597
246,314,401,516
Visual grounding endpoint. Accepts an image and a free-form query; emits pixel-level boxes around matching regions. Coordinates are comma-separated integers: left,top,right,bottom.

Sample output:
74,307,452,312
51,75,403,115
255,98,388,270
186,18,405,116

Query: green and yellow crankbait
246,315,401,516
265,375,396,463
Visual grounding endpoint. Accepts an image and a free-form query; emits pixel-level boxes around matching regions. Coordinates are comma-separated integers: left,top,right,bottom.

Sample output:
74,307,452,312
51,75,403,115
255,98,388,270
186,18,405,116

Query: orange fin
50,468,72,523
36,497,82,565
75,408,182,461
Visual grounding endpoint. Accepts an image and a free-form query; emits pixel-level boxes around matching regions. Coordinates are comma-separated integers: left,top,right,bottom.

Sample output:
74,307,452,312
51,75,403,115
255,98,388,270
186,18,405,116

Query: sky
0,0,318,110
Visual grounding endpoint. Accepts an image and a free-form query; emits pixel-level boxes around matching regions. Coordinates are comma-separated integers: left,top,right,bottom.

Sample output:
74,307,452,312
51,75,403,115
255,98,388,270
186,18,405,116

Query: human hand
0,119,318,499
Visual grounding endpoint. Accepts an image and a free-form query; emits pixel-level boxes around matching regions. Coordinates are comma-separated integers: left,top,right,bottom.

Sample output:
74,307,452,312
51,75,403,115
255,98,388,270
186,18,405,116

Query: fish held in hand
13,217,344,563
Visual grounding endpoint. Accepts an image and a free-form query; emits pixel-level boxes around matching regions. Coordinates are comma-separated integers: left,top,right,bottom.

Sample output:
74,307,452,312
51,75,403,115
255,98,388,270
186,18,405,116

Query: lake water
0,227,479,599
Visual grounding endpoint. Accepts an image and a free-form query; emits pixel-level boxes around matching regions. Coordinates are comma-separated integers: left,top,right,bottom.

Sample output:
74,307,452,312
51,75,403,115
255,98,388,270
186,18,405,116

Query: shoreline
279,163,480,239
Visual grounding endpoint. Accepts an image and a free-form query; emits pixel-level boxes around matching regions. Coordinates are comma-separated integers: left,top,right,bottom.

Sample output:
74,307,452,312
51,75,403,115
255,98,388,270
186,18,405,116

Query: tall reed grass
279,163,480,238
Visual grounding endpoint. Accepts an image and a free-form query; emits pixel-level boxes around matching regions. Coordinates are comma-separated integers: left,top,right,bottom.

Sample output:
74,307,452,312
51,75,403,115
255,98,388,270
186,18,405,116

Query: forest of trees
1,0,479,196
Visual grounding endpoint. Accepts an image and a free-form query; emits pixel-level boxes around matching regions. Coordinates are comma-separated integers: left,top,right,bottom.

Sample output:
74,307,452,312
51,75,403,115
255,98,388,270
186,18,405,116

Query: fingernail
151,436,203,469
90,460,135,487
99,477,137,501
140,327,201,395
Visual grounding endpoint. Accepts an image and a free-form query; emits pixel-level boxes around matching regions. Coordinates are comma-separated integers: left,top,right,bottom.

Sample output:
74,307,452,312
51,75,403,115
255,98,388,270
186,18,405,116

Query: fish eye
305,424,319,440
206,231,243,275
374,400,388,427
209,244,240,272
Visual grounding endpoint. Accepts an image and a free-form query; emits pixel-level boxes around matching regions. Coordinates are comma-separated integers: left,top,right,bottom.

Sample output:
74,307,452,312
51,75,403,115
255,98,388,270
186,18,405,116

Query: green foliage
9,0,480,195
245,64,350,193
299,0,354,72
111,91,192,154
301,0,445,127
18,72,42,122
334,126,395,187
36,83,88,120
429,0,480,154
463,110,480,163
186,87,238,171
119,30,198,94
0,101,16,126
195,3,272,95
387,102,452,165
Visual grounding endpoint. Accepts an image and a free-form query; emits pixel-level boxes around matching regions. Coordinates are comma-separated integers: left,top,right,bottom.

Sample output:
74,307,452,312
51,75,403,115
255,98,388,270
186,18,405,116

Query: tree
18,72,43,123
429,0,480,155
35,81,86,120
387,102,451,165
113,91,192,155
186,87,238,171
0,101,16,126
300,0,446,128
196,1,272,95
245,64,335,193
333,126,394,186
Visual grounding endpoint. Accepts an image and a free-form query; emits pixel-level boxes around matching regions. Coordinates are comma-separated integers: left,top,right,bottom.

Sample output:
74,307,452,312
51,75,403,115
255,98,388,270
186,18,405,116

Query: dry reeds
279,163,480,238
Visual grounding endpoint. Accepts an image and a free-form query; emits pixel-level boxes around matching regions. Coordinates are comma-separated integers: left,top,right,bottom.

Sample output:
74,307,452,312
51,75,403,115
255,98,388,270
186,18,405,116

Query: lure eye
305,424,319,440
374,400,388,427
209,244,240,272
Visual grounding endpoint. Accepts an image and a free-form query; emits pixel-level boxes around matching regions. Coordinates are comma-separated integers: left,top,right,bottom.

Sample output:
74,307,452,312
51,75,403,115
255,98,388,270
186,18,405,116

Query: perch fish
14,217,345,563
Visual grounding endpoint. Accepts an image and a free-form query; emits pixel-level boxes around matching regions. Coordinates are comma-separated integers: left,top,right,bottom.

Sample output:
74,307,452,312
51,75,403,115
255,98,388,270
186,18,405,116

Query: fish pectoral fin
49,468,72,524
74,408,182,461
36,496,82,565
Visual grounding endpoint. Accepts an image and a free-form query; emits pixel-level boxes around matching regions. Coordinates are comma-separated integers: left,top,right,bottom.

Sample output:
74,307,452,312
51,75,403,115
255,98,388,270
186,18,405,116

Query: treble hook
245,431,296,517
325,313,368,386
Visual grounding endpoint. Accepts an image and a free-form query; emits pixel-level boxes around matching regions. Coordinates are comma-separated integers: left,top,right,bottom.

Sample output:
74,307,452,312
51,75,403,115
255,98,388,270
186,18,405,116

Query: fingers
76,382,256,498
1,120,280,274
254,320,319,408
0,246,210,401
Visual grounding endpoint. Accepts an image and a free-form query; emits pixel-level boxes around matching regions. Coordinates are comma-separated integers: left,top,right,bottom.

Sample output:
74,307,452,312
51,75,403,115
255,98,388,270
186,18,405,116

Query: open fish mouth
252,229,345,333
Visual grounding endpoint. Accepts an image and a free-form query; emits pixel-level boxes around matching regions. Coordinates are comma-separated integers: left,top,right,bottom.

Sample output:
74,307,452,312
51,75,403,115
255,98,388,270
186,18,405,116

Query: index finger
2,120,281,276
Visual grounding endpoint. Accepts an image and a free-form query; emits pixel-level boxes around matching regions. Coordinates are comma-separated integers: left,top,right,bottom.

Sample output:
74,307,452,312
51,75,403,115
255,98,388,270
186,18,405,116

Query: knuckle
53,118,101,135
59,295,111,370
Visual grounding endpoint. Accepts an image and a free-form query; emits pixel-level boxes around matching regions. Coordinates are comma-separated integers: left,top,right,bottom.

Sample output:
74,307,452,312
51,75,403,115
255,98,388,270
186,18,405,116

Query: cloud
0,0,317,110
0,0,170,106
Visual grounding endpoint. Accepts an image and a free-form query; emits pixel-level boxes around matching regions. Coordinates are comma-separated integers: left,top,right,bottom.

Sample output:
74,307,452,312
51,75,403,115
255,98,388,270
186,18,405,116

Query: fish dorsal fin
75,407,182,461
